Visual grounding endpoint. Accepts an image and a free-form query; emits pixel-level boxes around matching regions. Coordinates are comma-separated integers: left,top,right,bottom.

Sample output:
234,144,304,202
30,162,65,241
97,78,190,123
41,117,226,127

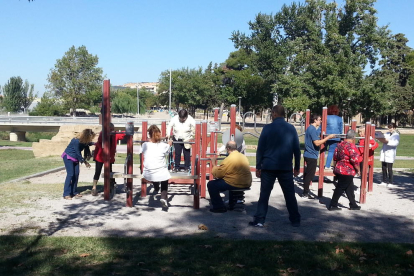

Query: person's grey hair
226,141,237,151
346,129,356,139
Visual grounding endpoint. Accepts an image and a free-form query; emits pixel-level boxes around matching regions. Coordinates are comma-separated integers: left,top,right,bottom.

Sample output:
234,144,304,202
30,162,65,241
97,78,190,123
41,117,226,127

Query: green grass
0,236,412,276
0,150,63,183
374,134,414,157
0,140,32,147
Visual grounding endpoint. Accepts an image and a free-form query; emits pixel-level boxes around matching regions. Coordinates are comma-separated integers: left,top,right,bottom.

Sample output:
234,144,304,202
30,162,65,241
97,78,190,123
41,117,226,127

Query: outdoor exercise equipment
304,107,375,203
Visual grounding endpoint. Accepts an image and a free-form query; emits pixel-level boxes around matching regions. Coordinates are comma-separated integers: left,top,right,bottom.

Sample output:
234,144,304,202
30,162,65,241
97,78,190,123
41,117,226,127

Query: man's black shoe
301,193,315,199
173,168,179,173
328,205,342,211
248,221,264,228
349,206,361,210
209,208,227,213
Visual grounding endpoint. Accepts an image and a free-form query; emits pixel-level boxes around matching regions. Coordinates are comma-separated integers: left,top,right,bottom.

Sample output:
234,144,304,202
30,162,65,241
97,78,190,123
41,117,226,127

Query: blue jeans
325,140,338,168
254,170,300,224
207,178,243,209
63,155,80,197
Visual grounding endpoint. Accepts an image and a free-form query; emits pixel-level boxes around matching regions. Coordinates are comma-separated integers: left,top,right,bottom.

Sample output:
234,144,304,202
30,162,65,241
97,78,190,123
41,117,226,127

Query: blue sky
1,0,413,96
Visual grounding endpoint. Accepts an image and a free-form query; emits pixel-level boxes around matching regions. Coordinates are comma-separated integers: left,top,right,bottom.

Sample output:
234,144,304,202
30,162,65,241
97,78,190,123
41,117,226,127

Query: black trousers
153,180,168,192
330,174,358,208
173,137,191,170
94,161,112,181
303,157,317,194
382,162,394,184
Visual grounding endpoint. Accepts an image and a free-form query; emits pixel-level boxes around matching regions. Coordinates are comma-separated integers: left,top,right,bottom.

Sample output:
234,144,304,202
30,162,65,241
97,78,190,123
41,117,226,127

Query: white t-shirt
166,115,196,140
139,141,171,182
380,131,400,163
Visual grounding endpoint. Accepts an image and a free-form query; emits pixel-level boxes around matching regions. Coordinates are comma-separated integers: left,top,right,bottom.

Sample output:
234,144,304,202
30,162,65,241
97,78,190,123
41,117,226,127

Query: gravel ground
1,164,413,243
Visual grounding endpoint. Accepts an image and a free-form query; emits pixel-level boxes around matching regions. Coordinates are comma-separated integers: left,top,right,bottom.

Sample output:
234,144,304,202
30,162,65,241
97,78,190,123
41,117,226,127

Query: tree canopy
1,76,36,113
46,45,104,116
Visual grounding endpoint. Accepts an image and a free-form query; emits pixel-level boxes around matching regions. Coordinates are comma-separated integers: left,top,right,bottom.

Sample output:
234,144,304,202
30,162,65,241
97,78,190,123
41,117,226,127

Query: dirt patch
1,164,413,242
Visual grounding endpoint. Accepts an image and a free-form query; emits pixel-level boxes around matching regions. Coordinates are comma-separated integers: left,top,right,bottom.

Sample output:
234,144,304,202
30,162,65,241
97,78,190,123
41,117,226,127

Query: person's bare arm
313,134,336,147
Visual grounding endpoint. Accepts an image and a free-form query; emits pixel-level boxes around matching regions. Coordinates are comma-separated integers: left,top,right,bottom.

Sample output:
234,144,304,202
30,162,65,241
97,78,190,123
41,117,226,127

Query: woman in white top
377,123,400,187
141,125,172,207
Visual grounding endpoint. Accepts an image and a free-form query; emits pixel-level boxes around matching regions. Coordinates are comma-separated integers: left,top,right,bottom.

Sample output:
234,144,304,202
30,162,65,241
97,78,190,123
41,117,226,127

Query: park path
0,163,413,243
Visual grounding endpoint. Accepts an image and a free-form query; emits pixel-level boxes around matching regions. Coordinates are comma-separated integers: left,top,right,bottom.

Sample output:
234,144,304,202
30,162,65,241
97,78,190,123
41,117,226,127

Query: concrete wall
32,125,101,158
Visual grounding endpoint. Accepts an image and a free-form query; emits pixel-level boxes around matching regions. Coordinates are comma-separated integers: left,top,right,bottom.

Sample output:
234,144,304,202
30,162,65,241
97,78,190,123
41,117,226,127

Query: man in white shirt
167,109,196,172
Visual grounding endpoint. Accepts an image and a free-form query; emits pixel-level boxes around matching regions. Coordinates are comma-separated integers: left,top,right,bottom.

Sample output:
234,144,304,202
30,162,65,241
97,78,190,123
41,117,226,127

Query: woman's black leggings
153,180,169,192
381,162,393,184
94,161,112,181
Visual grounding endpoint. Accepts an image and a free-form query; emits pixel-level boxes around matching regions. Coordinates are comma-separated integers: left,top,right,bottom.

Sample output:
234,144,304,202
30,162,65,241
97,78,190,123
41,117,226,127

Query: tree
1,76,36,112
29,92,65,116
111,91,137,114
231,0,389,115
46,45,103,116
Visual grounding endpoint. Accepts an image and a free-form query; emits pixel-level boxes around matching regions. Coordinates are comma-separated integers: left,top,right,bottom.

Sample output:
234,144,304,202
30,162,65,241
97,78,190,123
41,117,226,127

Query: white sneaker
160,199,168,207
386,184,395,188
378,182,387,186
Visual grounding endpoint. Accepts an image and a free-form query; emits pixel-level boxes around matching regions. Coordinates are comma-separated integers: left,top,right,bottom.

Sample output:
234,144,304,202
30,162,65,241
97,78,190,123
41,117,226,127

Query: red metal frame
317,107,328,197
359,122,371,204
368,124,376,192
126,132,133,207
230,105,236,140
103,80,111,201
140,121,148,197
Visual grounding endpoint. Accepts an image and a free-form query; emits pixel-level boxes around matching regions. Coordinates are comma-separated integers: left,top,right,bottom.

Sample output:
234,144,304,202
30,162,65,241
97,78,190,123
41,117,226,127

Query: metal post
318,107,328,198
200,121,208,198
360,122,371,204
140,121,148,197
103,80,111,201
238,97,242,124
230,104,236,140
169,69,172,113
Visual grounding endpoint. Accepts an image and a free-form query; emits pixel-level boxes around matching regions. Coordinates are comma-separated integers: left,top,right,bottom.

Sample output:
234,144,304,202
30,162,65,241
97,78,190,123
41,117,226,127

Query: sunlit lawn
0,150,63,183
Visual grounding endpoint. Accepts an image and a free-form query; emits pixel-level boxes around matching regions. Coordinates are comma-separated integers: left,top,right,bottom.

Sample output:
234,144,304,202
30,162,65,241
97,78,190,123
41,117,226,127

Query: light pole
136,82,139,115
238,97,242,124
169,68,172,113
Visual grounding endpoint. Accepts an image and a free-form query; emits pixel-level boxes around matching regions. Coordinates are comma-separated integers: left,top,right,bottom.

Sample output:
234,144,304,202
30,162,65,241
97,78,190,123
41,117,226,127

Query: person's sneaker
349,206,361,210
209,207,227,213
173,168,179,173
328,205,342,211
291,221,301,227
386,183,395,188
301,193,315,199
160,199,168,208
91,189,98,196
378,182,387,186
248,221,264,228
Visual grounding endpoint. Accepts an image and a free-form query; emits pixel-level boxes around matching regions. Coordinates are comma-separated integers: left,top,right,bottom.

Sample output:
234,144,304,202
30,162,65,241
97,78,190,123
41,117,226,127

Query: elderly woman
62,128,96,200
140,125,173,207
329,129,362,211
325,105,343,169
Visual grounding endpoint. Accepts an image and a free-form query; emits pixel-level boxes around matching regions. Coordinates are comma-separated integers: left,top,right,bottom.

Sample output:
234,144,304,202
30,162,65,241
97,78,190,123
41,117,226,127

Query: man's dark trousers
173,137,191,170
254,169,301,224
303,157,317,194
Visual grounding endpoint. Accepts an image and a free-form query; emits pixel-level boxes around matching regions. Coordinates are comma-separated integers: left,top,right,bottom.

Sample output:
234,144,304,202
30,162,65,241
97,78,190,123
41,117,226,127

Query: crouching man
207,141,252,213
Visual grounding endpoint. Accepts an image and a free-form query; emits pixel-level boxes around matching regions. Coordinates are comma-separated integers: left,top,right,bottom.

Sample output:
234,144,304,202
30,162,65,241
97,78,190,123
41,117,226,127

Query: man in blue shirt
250,105,301,228
302,114,335,199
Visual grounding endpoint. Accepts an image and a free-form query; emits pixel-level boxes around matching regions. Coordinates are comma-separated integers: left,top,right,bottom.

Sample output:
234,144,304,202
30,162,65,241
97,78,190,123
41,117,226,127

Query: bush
25,132,57,142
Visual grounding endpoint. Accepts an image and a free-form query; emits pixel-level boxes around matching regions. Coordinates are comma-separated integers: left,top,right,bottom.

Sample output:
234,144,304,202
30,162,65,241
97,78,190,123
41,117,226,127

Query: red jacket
93,132,126,163
358,137,378,166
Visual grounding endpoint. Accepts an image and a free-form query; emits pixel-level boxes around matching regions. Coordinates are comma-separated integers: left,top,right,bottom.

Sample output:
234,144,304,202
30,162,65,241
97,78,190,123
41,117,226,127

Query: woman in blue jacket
61,129,96,200
325,105,343,169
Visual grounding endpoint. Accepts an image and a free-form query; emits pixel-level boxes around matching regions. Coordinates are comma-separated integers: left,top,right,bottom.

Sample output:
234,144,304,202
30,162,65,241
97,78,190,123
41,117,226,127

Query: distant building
123,82,159,94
